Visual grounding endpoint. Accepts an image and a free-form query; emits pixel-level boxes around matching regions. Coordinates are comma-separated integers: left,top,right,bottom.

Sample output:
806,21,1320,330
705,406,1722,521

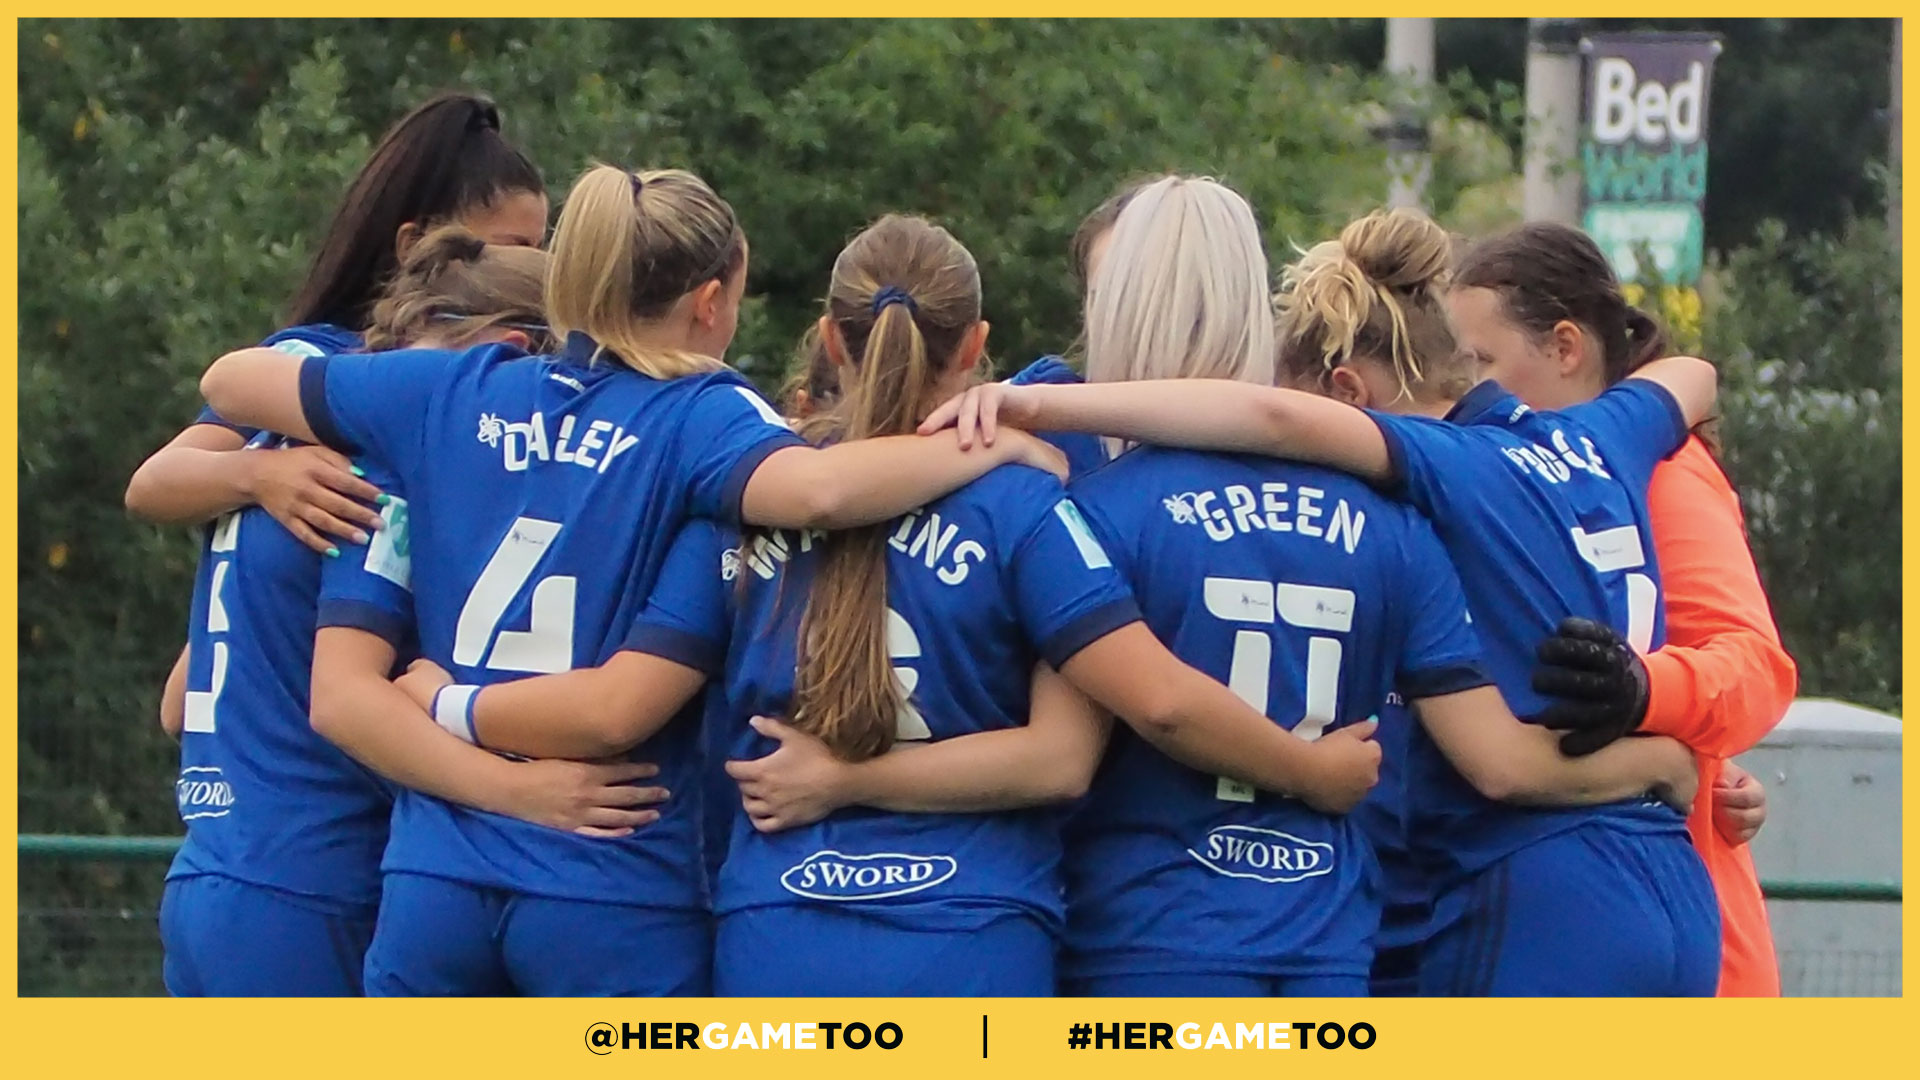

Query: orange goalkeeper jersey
1641,436,1796,997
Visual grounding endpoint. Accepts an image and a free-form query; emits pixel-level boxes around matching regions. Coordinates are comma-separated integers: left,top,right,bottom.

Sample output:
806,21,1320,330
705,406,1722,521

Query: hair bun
1337,208,1452,292
405,224,490,282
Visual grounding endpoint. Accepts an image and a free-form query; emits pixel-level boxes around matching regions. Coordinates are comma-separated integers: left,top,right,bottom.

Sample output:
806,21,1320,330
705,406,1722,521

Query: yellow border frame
3,10,1909,1077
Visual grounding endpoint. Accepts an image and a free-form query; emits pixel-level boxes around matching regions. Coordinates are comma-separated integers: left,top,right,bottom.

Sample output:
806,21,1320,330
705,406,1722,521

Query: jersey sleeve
620,519,734,677
1637,439,1797,754
1002,472,1143,668
298,347,464,474
194,334,339,437
677,380,809,524
314,460,415,651
1559,378,1690,493
1392,513,1492,700
1367,411,1483,517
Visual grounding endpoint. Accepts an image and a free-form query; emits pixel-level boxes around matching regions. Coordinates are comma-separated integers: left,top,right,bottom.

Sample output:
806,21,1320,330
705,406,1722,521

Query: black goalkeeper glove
1531,617,1650,757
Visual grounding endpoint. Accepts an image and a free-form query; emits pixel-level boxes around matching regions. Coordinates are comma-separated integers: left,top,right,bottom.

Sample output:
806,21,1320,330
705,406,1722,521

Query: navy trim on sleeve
1039,597,1144,670
298,355,359,454
1397,661,1493,700
622,623,726,677
316,598,411,650
717,430,809,526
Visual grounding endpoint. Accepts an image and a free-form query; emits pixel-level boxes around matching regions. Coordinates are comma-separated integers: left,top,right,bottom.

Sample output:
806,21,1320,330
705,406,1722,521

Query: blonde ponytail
545,164,742,379
1277,207,1467,403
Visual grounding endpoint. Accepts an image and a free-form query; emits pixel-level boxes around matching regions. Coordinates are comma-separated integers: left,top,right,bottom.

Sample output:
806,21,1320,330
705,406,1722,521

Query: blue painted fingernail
350,465,366,478
375,493,391,506
325,546,341,559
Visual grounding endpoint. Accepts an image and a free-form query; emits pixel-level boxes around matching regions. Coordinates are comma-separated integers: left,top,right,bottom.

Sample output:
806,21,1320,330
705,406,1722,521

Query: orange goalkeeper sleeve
1641,436,1797,997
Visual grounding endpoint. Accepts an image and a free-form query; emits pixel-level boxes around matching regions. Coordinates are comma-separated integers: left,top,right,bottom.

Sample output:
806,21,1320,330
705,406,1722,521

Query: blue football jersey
1061,447,1487,979
1369,377,1693,882
300,331,806,909
625,466,1142,934
194,323,362,437
168,326,392,912
1350,696,1429,963
1007,355,1108,478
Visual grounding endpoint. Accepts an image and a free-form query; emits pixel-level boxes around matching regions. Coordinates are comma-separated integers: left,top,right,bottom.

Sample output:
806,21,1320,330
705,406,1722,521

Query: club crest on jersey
779,850,957,901
1187,825,1334,883
473,410,641,473
175,766,234,821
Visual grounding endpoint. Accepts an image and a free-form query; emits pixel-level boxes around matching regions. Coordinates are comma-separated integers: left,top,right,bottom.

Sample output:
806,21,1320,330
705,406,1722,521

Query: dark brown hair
777,327,839,420
1454,221,1671,386
1454,221,1723,454
1070,177,1162,295
289,91,545,331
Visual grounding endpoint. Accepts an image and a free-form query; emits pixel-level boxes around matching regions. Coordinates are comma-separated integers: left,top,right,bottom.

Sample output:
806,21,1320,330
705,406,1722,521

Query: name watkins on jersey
737,507,987,587
475,411,641,474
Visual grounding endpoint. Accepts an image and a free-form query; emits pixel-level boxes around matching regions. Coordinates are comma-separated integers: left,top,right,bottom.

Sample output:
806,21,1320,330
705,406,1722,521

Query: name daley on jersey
476,410,641,474
1163,482,1367,554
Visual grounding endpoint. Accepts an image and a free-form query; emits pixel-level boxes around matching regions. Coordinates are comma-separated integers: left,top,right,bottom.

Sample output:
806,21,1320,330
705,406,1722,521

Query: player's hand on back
247,445,386,555
504,758,669,838
1297,718,1381,815
1712,761,1767,845
1532,617,1651,757
726,716,852,833
919,382,1040,450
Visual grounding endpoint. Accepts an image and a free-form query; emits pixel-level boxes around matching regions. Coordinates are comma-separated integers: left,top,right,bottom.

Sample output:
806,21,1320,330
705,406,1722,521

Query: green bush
1706,216,1902,711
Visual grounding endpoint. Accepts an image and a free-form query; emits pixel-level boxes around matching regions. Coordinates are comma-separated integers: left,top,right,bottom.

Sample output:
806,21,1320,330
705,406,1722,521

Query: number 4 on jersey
454,517,577,674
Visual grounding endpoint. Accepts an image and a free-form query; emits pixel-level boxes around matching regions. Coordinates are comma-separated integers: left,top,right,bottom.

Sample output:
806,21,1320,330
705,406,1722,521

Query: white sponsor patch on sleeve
735,385,789,428
1053,499,1111,570
269,338,327,359
363,496,413,590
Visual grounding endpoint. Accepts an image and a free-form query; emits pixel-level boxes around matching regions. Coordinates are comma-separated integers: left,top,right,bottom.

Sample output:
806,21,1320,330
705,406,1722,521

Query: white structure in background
1383,17,1435,210
1522,17,1584,224
1736,698,1903,996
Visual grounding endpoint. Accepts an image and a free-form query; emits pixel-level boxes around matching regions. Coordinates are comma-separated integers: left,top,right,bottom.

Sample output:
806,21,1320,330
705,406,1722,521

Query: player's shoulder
951,461,1068,513
1006,354,1083,387
260,322,361,357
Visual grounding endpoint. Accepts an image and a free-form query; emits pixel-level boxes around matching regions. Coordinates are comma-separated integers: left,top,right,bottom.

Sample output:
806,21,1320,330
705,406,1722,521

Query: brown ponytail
364,224,549,351
1455,221,1719,454
787,215,982,762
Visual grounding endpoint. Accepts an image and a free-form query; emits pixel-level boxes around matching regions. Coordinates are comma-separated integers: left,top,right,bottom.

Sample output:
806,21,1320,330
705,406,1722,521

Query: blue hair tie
871,285,918,317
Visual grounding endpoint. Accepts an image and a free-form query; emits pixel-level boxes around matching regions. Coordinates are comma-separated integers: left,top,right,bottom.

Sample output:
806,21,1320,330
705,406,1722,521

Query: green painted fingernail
325,546,341,559
375,493,391,506
350,465,366,478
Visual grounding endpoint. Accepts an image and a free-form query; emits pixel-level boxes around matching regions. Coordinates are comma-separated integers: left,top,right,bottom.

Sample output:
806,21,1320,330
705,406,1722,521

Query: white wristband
432,685,482,746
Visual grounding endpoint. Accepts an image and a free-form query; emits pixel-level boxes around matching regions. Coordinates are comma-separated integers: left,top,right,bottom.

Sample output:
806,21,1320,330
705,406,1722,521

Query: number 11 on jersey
1202,576,1354,802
